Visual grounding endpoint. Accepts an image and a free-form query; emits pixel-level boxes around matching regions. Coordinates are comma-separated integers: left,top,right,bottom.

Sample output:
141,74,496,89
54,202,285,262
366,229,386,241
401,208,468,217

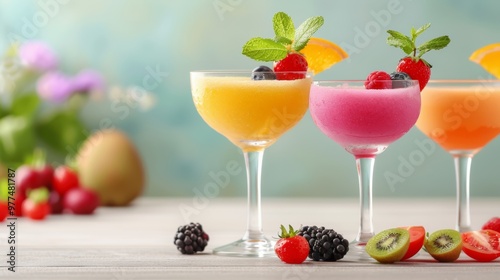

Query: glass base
213,236,275,257
348,239,373,261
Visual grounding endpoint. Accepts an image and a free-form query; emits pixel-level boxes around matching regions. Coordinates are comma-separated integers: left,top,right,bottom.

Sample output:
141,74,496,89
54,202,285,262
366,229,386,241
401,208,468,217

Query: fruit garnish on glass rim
242,12,347,79
386,23,451,91
469,43,500,79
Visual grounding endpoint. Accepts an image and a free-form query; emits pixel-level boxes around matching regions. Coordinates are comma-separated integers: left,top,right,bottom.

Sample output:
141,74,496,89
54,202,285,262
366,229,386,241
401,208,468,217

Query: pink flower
36,71,74,103
19,41,58,72
72,69,104,93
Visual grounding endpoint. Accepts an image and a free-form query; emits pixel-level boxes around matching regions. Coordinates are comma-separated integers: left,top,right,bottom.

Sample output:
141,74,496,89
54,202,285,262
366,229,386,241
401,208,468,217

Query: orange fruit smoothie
191,76,312,151
416,84,500,153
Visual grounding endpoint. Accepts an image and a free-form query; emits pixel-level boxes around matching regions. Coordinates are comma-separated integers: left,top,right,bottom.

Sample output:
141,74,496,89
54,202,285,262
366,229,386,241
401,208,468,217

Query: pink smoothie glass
309,80,421,254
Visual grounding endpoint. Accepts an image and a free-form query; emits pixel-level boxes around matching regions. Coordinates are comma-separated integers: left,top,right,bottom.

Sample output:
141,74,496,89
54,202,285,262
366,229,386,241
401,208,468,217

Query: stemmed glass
416,80,500,232
309,80,421,253
190,71,312,257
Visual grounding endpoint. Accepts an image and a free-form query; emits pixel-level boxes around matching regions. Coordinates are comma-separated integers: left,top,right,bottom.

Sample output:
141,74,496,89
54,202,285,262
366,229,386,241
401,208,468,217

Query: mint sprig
242,38,287,62
387,23,450,61
242,12,324,62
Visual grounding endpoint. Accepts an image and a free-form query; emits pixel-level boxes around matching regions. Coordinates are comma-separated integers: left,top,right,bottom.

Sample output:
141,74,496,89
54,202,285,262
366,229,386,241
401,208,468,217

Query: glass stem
243,150,265,240
453,154,473,232
355,156,375,244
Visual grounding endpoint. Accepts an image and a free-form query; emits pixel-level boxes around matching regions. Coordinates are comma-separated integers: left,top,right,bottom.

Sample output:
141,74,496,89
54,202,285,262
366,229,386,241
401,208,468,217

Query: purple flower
36,71,74,103
72,69,104,93
19,41,58,72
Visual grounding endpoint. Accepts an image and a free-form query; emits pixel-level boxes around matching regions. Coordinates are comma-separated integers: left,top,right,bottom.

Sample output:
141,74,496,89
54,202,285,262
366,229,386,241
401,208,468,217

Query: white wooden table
0,197,499,279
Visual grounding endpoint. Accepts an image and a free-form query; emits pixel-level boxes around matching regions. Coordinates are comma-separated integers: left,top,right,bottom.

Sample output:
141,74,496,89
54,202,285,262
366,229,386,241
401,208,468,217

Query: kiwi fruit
424,229,462,262
365,228,410,263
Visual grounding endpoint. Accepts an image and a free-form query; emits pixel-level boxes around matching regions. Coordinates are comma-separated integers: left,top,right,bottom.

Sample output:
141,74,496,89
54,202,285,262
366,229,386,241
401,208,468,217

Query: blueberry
390,72,412,88
252,66,276,80
390,71,411,80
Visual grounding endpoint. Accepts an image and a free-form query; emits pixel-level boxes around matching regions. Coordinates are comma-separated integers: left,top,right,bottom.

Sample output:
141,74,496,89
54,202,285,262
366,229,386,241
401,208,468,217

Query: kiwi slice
424,229,462,262
365,228,410,263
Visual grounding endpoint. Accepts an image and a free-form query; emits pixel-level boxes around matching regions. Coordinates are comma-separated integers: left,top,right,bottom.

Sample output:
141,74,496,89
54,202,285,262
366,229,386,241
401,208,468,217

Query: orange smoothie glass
416,80,500,231
190,71,312,257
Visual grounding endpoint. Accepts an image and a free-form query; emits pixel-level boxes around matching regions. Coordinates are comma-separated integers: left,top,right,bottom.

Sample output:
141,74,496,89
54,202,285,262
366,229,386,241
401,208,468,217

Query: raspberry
274,53,308,80
174,223,209,254
297,225,349,261
482,217,500,233
364,71,392,89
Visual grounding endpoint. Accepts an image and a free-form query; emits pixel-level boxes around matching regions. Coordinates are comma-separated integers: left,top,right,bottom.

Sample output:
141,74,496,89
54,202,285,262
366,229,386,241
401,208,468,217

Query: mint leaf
414,23,431,38
417,35,451,57
387,30,414,54
273,12,295,42
242,37,288,61
292,16,324,51
275,36,292,45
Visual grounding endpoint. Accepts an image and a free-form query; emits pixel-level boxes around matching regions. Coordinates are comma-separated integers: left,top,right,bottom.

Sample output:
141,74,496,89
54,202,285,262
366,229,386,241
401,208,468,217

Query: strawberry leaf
417,35,451,57
387,30,414,55
292,16,324,51
242,37,288,61
273,12,295,42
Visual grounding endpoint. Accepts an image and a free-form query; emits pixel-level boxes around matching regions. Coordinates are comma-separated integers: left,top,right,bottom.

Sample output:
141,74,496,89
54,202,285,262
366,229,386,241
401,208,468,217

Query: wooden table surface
0,197,499,279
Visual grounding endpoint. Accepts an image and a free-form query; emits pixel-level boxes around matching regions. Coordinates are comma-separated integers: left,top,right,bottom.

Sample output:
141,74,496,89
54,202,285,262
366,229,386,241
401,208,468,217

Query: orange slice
300,37,348,74
469,43,500,79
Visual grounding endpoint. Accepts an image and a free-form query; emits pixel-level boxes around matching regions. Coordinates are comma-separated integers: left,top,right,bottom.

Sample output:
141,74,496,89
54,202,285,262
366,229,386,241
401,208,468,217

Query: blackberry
297,225,349,261
251,65,276,80
174,223,209,254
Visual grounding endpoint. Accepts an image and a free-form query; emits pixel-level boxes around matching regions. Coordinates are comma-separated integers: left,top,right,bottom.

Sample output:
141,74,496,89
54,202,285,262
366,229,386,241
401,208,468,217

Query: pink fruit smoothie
310,82,421,156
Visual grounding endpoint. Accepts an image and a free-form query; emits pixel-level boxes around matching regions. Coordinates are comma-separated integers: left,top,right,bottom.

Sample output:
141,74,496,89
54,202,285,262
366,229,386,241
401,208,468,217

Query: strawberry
396,58,431,91
242,12,324,79
274,225,309,264
482,217,500,233
387,23,450,91
365,70,392,89
274,53,308,80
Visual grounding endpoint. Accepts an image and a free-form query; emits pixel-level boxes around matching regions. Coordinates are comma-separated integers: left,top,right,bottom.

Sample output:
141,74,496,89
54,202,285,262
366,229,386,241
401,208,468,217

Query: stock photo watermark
384,78,499,192
178,160,242,223
213,0,243,21
340,0,408,61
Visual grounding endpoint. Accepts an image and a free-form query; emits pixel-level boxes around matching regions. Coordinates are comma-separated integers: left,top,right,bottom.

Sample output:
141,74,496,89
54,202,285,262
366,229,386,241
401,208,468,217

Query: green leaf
417,35,451,57
35,111,88,156
414,23,431,38
387,30,414,54
242,37,288,61
292,16,324,51
0,179,8,202
275,36,292,45
11,93,40,118
273,12,295,42
27,187,50,203
0,116,36,165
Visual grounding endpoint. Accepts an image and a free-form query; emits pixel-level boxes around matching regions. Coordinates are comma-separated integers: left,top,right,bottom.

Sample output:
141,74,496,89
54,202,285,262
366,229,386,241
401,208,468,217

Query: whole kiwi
76,129,145,206
365,228,410,263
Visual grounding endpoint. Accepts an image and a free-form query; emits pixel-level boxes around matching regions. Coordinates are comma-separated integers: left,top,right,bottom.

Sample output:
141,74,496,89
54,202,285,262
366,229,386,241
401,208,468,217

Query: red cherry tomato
462,230,500,262
63,188,100,215
14,194,25,217
0,202,8,222
52,166,79,196
22,200,50,220
400,226,426,260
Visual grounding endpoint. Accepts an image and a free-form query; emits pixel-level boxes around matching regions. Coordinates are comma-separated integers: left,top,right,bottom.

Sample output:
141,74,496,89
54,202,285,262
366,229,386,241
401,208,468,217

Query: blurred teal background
1,0,500,198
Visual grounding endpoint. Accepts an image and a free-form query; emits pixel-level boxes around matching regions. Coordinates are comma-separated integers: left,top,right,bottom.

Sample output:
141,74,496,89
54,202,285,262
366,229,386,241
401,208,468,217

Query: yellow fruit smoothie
191,75,312,151
416,83,500,153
